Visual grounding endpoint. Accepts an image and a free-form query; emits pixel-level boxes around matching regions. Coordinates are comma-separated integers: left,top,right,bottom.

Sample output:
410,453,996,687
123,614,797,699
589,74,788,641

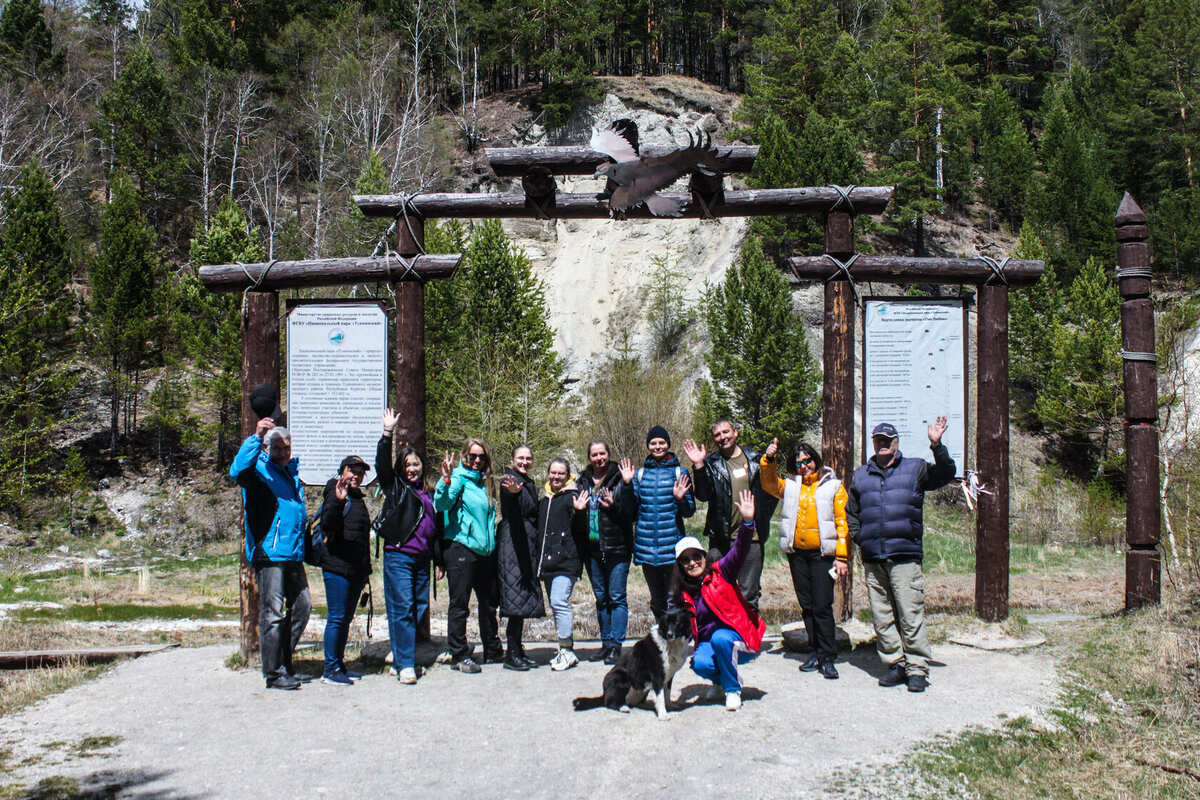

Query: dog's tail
572,696,605,711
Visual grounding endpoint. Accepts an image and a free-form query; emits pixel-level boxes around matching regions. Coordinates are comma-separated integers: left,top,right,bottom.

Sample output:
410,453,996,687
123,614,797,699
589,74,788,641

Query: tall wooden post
393,215,427,454
976,284,1010,621
238,290,280,659
823,211,856,621
393,213,431,639
1116,193,1160,609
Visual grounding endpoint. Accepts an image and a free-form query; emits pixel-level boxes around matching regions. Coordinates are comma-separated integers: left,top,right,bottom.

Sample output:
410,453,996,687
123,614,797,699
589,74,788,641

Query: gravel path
1,639,1056,799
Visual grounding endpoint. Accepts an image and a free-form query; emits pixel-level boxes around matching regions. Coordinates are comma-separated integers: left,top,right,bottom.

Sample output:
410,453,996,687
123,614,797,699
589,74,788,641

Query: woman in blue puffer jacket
619,425,694,627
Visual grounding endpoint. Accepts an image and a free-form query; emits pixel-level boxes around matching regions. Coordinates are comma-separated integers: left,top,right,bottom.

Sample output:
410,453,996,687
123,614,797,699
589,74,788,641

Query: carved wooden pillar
1116,193,1160,609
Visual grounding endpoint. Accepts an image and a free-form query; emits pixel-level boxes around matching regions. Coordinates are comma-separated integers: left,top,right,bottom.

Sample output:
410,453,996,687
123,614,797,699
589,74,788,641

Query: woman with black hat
317,455,373,686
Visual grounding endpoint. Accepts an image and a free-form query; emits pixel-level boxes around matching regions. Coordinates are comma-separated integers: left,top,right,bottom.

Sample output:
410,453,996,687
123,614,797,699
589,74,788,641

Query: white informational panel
287,303,387,486
863,299,966,475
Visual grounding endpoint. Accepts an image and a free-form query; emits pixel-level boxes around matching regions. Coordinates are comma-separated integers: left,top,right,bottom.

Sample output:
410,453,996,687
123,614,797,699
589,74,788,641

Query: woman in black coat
318,455,373,686
497,444,544,670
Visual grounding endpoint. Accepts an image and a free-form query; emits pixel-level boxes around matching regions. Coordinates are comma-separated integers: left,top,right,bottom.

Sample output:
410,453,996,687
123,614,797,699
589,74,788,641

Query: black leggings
787,549,837,661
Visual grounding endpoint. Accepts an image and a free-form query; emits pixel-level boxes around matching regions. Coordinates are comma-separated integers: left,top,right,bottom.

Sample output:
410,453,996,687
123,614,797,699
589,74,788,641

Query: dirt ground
0,626,1059,800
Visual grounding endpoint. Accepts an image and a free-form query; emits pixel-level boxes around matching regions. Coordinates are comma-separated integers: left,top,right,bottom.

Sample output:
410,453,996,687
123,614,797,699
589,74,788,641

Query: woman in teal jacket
435,438,502,673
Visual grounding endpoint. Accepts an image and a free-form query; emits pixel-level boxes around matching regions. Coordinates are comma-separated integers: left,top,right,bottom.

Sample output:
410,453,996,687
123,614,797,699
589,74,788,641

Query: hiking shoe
266,674,301,690
482,650,506,665
343,669,362,682
549,648,578,671
725,691,742,712
288,671,314,683
398,668,418,685
503,653,531,671
878,664,907,687
587,646,609,662
907,674,928,693
819,661,840,680
321,670,353,686
604,647,622,666
451,657,481,674
798,654,821,672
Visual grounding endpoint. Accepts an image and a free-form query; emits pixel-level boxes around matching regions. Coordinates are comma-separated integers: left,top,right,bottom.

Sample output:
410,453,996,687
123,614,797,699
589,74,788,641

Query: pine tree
90,171,166,451
866,0,972,253
182,194,265,464
97,45,189,234
0,0,53,70
697,236,820,452
1008,222,1061,429
425,220,565,458
0,160,75,509
977,83,1035,230
1034,256,1123,474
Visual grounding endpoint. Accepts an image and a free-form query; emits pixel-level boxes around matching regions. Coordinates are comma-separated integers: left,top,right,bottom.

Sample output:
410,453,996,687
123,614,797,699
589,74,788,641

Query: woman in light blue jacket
434,438,501,673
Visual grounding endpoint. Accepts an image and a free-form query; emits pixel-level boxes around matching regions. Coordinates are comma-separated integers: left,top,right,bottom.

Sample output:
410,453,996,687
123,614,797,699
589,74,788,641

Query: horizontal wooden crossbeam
198,254,461,291
787,255,1045,286
485,144,760,176
354,186,893,220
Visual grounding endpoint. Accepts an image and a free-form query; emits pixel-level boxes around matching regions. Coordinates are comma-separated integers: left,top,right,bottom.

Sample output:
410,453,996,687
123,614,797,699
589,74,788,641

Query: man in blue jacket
846,417,955,694
231,416,311,690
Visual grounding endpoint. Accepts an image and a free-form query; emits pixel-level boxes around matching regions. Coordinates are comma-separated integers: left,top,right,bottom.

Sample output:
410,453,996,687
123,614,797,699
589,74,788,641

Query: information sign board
286,303,387,486
863,299,967,474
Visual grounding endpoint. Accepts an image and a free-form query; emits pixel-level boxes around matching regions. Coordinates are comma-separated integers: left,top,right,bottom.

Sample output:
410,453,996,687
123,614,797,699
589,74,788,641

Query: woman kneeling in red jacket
672,489,766,712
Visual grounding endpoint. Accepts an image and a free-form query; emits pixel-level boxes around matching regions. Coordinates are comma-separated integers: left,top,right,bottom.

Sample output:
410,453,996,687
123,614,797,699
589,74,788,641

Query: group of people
232,383,956,706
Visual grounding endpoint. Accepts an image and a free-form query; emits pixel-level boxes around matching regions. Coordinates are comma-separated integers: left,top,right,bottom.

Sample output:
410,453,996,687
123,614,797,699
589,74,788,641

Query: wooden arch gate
204,146,1159,655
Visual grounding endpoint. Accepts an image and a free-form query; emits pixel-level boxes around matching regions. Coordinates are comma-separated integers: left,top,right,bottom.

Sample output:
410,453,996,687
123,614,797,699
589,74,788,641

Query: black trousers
787,549,837,662
256,563,311,679
642,563,675,628
444,541,501,661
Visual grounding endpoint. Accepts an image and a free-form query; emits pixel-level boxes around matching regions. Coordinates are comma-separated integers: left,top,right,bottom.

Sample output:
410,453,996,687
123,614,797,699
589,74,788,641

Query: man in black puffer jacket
847,418,955,694
684,419,778,612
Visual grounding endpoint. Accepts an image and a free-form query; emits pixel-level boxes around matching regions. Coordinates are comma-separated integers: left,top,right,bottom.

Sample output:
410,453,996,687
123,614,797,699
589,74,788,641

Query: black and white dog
573,607,693,720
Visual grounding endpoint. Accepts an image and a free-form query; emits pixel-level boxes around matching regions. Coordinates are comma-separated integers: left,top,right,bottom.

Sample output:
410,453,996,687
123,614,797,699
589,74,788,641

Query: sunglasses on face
466,453,486,463
795,457,814,467
679,553,705,567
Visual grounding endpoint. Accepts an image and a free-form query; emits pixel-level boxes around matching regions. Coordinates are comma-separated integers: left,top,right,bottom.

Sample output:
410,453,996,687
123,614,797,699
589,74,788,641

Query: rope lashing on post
821,253,861,306
977,255,1010,286
397,193,426,256
828,184,856,214
959,469,994,513
387,250,425,284
371,214,402,259
1115,265,1154,279
239,259,278,324
527,194,554,221
1120,350,1158,363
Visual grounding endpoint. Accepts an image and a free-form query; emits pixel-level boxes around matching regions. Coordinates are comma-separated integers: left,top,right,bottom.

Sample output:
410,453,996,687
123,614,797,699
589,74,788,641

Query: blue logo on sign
329,329,344,345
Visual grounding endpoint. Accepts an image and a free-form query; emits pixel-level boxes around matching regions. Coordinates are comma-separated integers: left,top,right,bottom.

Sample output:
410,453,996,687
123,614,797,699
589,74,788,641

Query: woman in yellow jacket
760,438,849,679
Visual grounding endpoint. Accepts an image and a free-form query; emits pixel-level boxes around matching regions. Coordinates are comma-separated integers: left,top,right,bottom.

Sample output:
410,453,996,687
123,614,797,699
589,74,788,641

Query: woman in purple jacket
377,409,439,685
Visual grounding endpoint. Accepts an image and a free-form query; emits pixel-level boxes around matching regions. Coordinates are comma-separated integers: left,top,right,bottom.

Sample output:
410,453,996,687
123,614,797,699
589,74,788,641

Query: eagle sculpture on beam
590,118,721,217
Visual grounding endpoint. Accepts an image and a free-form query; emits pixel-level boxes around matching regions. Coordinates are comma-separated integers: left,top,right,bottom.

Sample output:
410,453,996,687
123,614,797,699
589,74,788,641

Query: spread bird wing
590,120,639,163
609,137,715,209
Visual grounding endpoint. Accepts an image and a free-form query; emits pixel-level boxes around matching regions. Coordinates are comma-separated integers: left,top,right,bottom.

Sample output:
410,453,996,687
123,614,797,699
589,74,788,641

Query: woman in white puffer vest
760,438,849,679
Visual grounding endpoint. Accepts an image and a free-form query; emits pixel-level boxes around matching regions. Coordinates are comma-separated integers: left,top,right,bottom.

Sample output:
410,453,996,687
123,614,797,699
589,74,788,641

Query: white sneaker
398,667,417,685
435,650,454,664
388,666,398,676
550,648,578,671
725,691,742,712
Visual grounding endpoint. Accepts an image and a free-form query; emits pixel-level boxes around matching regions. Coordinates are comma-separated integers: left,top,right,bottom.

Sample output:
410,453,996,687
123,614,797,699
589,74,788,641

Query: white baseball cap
674,536,705,559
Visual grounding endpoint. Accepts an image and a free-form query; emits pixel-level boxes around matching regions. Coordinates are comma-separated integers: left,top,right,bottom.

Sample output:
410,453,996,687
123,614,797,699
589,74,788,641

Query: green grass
910,607,1200,799
11,603,237,624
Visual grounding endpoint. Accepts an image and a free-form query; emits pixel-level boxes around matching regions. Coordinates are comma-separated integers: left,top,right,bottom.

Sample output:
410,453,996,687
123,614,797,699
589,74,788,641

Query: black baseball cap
249,384,284,423
871,423,899,440
339,455,369,473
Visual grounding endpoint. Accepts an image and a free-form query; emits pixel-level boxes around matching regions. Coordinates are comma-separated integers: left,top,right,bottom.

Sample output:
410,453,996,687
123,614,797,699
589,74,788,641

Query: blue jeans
544,575,576,646
692,627,757,692
383,550,430,671
585,556,629,648
322,571,366,676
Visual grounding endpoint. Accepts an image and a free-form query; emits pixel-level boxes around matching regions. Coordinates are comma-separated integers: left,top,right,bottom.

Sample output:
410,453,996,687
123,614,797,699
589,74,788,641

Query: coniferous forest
0,0,1198,519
